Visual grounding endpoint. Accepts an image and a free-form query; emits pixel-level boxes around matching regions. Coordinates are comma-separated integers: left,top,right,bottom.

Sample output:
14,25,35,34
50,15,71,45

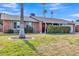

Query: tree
19,3,25,39
41,3,47,33
51,10,53,18
30,13,36,16
42,3,47,17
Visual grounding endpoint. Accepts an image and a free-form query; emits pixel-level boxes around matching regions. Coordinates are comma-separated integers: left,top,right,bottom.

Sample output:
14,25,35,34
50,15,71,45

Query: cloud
70,13,79,17
50,6,67,10
1,3,20,11
52,3,61,7
0,3,20,15
0,8,5,11
1,3,17,8
49,3,68,10
63,18,73,21
0,10,20,15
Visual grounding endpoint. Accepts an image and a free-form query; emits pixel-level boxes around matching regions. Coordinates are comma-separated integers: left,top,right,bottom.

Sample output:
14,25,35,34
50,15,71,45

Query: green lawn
0,34,79,56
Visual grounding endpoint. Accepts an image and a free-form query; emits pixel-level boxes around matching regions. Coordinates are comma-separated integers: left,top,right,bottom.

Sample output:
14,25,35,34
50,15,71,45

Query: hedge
24,26,33,33
47,25,70,33
5,29,14,33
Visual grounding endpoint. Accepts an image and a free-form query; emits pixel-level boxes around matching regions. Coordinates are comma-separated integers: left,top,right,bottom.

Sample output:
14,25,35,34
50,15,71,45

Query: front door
42,23,45,33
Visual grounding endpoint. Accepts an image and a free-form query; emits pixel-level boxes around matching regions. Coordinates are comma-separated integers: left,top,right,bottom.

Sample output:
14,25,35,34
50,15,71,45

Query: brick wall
75,25,79,32
33,22,39,33
33,22,42,33
3,20,11,32
2,20,43,33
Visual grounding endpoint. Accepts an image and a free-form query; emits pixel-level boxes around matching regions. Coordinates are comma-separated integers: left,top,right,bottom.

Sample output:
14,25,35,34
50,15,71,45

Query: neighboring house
0,13,75,33
75,20,79,32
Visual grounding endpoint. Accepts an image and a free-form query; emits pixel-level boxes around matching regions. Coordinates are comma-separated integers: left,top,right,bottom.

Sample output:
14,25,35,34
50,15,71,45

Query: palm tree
51,10,53,18
19,3,25,39
41,3,47,33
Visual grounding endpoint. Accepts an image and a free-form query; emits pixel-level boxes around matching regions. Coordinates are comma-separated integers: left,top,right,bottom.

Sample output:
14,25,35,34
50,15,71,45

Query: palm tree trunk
44,14,47,34
42,3,47,34
19,3,25,38
51,11,53,18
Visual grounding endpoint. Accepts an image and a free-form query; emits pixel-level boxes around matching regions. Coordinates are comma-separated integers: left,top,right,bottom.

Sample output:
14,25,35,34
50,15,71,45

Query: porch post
44,22,47,33
69,25,74,33
39,22,42,33
73,24,75,33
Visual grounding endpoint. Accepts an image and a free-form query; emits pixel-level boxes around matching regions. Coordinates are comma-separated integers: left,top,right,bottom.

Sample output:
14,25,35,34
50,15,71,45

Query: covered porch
39,22,75,33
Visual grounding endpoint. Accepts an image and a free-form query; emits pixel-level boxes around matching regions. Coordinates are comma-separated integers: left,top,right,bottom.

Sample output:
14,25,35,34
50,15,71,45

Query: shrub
6,29,14,33
47,25,70,34
24,26,33,33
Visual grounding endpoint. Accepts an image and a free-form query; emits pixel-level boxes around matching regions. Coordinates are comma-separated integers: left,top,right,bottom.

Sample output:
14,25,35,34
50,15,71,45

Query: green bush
6,29,14,33
47,25,70,34
24,26,33,33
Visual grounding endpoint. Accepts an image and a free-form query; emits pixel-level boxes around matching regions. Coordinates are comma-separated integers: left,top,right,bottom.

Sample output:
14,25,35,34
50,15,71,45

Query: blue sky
0,3,79,21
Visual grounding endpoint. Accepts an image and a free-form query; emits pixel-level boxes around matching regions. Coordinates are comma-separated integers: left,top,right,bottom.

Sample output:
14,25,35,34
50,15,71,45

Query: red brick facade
75,25,79,32
3,20,11,32
32,22,43,33
2,20,76,33
32,22,39,33
39,22,42,33
3,20,43,33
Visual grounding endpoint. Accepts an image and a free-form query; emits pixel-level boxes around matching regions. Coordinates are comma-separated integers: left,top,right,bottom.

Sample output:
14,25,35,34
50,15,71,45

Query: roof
0,13,75,24
0,13,38,22
30,16,75,24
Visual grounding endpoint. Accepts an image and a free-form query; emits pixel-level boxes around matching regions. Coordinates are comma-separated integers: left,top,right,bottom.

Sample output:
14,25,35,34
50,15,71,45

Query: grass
0,34,79,56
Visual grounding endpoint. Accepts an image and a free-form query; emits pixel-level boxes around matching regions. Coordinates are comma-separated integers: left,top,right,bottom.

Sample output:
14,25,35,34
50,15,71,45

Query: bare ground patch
37,40,79,56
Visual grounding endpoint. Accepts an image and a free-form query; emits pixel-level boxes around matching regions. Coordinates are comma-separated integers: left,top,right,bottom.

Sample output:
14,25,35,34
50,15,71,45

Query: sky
0,3,79,21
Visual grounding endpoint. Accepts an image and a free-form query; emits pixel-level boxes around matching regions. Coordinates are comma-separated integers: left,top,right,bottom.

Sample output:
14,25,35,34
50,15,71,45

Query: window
17,22,20,28
60,24,62,25
26,22,33,29
28,22,32,27
47,23,52,25
53,23,59,25
14,22,20,29
14,22,17,28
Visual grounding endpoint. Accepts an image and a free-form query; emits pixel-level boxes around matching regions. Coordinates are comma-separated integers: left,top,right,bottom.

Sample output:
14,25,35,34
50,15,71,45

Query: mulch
8,36,33,40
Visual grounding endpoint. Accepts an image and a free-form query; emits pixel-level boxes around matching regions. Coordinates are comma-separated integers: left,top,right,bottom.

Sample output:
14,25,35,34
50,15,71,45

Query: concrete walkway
0,32,3,34
74,32,79,34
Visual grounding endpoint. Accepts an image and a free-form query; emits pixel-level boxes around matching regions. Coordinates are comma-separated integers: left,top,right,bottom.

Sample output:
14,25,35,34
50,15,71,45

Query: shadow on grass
23,40,41,55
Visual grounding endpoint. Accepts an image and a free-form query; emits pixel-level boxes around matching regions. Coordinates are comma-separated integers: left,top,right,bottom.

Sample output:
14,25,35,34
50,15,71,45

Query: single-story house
0,13,76,33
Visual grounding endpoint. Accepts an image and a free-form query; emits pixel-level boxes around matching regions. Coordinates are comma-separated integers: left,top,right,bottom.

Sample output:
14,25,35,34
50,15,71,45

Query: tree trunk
19,3,25,38
42,3,47,34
